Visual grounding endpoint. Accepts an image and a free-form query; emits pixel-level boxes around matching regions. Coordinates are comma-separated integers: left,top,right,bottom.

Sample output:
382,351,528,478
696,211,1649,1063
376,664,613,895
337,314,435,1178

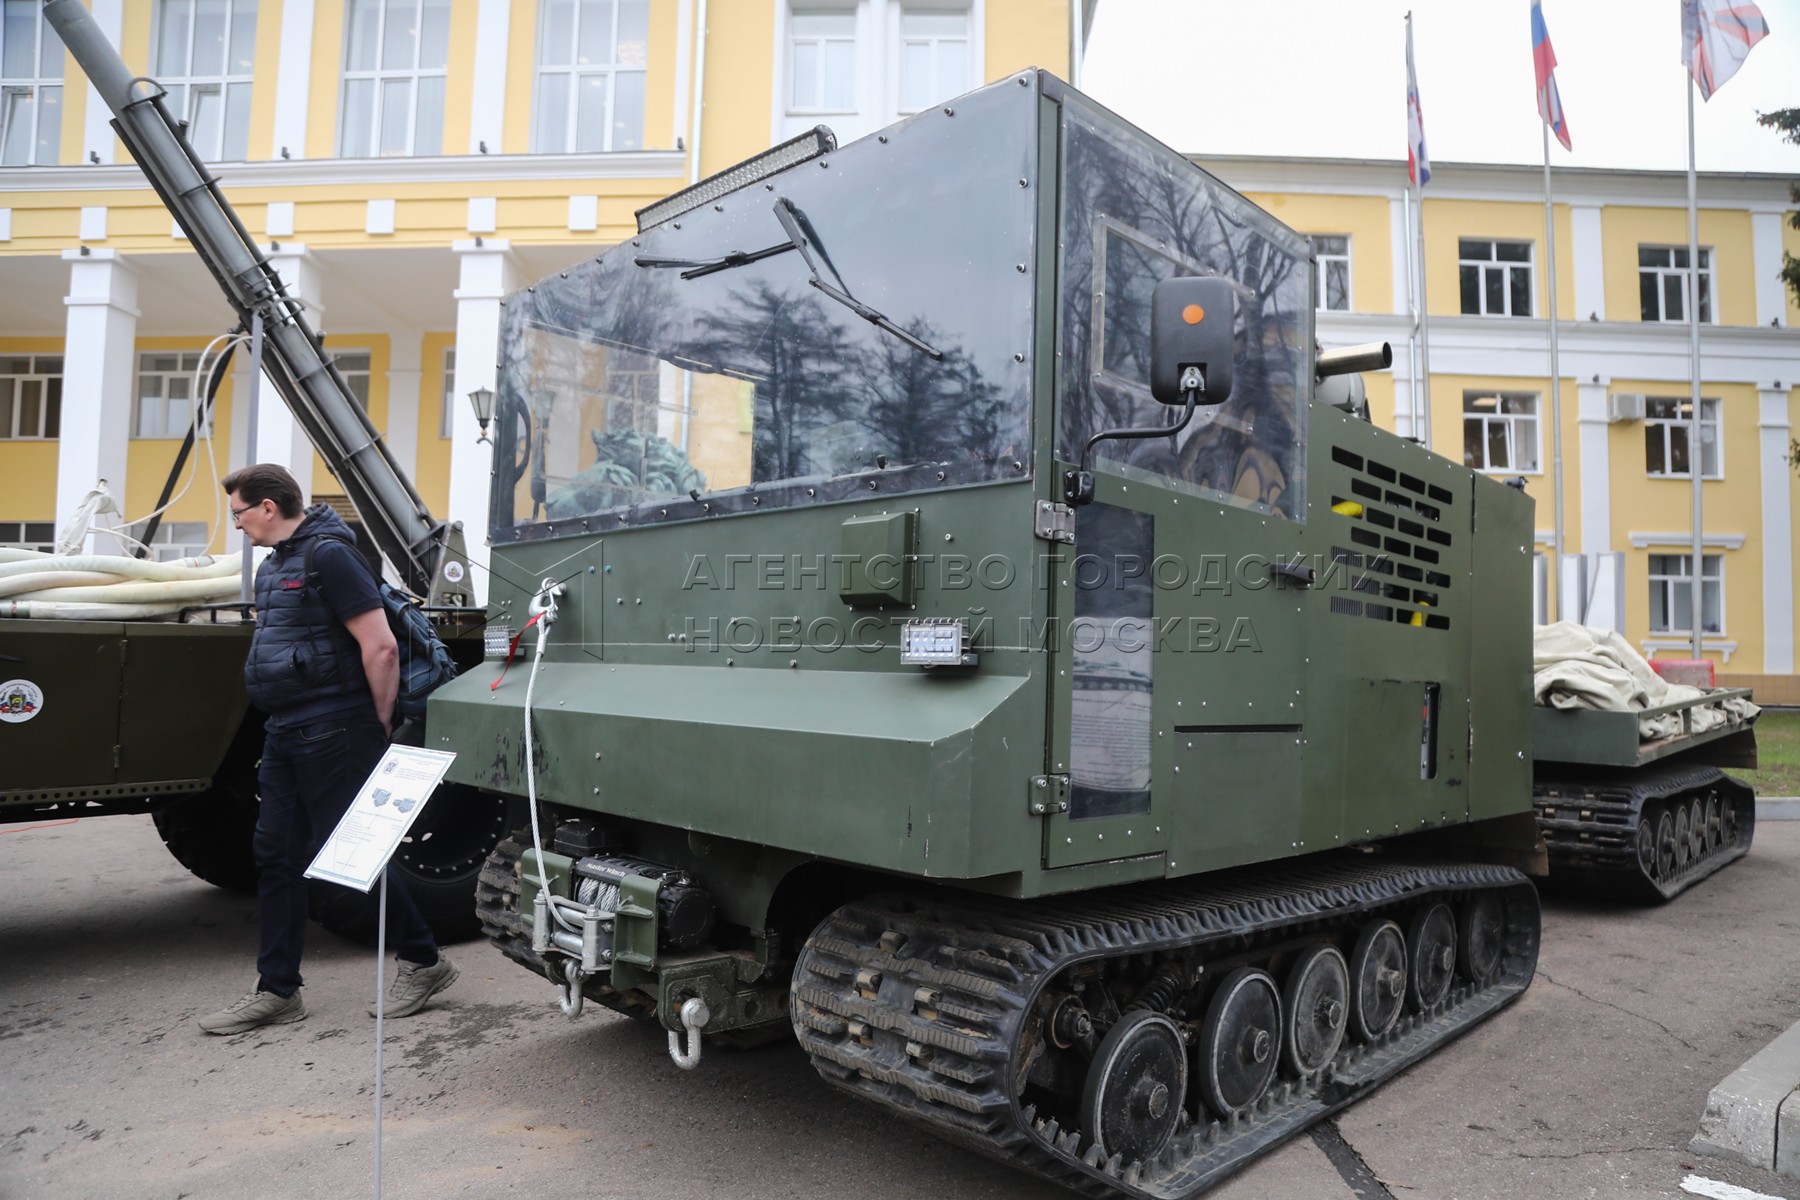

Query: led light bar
635,126,838,234
900,617,976,668
484,622,515,658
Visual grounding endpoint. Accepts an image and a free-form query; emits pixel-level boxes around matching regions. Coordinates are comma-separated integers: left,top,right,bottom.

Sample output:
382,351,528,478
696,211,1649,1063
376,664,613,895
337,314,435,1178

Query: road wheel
152,782,259,893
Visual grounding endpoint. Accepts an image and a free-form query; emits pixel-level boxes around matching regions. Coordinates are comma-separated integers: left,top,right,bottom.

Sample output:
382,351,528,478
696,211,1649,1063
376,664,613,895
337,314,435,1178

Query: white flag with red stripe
1681,0,1771,100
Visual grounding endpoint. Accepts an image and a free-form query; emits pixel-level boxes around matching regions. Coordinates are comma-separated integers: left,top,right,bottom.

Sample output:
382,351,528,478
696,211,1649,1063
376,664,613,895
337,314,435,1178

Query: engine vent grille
1326,446,1454,631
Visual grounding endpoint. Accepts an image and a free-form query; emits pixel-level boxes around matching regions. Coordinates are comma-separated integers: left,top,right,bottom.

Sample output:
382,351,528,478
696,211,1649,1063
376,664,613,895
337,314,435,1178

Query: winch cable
518,589,587,936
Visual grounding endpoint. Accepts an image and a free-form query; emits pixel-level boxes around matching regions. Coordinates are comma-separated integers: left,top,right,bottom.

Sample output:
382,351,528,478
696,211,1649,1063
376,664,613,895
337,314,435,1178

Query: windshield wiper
634,240,797,280
772,198,943,360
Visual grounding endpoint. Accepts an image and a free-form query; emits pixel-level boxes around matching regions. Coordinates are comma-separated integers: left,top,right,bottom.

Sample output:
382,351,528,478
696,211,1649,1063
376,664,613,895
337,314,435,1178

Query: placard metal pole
374,871,387,1200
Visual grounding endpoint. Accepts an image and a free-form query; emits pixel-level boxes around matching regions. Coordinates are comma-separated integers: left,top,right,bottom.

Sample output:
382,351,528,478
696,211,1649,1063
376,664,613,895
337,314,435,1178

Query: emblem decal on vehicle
0,679,44,723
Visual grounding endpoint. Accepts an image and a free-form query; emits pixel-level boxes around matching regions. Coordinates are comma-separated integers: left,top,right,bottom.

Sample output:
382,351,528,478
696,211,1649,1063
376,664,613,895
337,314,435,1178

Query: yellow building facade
1221,154,1798,693
3,2,1795,691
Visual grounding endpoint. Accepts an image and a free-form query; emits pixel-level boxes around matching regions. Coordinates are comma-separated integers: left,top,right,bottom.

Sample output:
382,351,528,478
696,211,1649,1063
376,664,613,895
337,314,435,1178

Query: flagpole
1414,177,1433,450
1685,77,1705,661
1402,185,1421,438
1541,99,1566,616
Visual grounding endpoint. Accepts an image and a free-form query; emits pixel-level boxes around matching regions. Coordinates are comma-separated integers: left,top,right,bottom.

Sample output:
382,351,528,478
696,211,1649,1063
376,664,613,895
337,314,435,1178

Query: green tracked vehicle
436,72,1547,1195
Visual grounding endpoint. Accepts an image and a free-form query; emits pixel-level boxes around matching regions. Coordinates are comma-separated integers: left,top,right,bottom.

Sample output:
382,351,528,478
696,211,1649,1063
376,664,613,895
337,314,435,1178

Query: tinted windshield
490,77,1040,539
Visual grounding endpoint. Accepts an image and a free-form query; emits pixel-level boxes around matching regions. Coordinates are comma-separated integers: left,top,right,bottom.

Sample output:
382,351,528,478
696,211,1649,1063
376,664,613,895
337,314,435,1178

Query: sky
1081,0,1800,176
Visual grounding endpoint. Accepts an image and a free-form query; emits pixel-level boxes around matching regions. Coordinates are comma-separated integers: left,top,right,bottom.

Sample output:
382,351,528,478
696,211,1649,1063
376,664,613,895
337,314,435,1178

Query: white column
1571,205,1605,323
1752,211,1787,329
81,0,125,164
469,0,513,154
271,0,316,159
1388,195,1411,318
234,245,322,496
1759,387,1794,673
57,250,138,549
450,240,524,605
385,331,423,485
1576,380,1612,554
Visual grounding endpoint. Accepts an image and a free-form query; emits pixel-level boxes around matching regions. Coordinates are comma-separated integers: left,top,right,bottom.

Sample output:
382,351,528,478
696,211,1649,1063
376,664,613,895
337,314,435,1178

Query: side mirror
1150,276,1236,405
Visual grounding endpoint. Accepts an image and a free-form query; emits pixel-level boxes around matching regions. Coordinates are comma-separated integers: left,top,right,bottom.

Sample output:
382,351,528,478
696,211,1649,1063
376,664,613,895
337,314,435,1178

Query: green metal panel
0,620,123,798
838,511,917,606
1467,473,1536,820
1531,689,1757,768
115,622,252,785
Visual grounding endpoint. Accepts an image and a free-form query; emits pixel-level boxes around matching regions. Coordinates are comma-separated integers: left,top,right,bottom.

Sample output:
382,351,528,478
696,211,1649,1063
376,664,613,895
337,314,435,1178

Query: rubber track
1534,761,1755,901
790,856,1540,1200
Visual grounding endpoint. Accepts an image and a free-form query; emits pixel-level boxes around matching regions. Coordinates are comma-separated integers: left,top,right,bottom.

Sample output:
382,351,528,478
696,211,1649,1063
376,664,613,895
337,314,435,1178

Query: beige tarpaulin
1533,621,1758,740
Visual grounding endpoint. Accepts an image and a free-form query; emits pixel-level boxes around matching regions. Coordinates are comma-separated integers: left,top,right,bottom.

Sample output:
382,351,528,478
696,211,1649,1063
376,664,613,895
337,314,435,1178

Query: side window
0,354,63,439
788,8,857,115
1644,396,1720,478
1462,390,1540,472
1458,239,1533,317
533,0,647,153
0,0,65,166
134,351,207,439
339,0,449,158
896,7,968,114
1639,245,1713,323
1648,553,1723,634
439,345,456,438
1313,235,1350,312
0,520,55,551
151,0,258,162
335,350,372,409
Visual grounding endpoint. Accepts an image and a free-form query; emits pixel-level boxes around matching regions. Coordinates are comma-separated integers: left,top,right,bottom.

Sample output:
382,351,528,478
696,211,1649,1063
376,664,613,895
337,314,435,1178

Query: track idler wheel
1349,919,1406,1041
1674,804,1693,873
1080,1010,1187,1164
1688,797,1706,860
1406,903,1457,1011
1704,793,1723,854
1280,945,1348,1076
1197,967,1282,1119
1457,893,1505,985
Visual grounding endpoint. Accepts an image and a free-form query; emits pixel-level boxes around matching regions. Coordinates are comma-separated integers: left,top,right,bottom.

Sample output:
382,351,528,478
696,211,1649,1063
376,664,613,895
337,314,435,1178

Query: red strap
490,612,543,691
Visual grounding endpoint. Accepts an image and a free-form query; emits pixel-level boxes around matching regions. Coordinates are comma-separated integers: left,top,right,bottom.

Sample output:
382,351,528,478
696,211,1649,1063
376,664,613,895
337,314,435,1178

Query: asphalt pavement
5,814,1800,1200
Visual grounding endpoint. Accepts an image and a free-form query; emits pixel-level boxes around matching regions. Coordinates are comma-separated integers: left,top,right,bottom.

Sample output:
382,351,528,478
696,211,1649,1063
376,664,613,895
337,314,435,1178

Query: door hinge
1034,500,1075,545
113,745,121,769
1029,774,1069,815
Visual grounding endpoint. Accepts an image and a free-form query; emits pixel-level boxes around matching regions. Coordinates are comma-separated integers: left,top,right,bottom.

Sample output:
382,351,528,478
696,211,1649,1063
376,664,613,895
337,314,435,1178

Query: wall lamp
467,386,495,445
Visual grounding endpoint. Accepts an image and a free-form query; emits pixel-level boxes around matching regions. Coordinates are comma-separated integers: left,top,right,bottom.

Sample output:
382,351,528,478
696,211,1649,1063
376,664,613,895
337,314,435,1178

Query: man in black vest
200,463,456,1034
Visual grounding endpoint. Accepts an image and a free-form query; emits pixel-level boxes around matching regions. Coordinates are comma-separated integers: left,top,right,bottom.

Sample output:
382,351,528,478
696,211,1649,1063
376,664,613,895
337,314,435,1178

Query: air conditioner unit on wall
1608,393,1646,423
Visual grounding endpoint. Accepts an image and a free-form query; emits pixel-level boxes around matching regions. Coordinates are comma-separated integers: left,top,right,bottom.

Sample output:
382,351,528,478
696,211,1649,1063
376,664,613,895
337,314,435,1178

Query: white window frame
787,6,859,116
150,0,259,163
531,0,648,154
0,0,64,167
1313,234,1351,312
1462,390,1541,474
131,519,212,562
338,0,449,159
335,349,372,409
133,351,209,440
1647,552,1724,636
1458,238,1535,318
0,519,55,551
439,344,456,438
771,0,981,147
1639,244,1715,324
1644,395,1722,480
0,354,63,440
894,5,970,116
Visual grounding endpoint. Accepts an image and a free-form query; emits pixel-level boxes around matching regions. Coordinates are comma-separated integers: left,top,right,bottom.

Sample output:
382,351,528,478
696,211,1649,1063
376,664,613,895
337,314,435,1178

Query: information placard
304,746,457,892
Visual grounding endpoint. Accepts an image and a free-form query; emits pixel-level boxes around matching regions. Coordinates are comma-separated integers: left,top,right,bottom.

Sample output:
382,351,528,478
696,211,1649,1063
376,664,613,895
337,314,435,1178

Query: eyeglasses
230,502,261,526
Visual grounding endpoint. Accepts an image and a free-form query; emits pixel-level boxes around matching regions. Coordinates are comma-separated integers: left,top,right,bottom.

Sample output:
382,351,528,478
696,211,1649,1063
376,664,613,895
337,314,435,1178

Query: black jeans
254,711,437,995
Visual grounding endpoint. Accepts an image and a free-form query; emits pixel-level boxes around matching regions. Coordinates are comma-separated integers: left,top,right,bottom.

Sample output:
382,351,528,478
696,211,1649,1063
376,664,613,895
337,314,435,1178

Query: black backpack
302,534,460,722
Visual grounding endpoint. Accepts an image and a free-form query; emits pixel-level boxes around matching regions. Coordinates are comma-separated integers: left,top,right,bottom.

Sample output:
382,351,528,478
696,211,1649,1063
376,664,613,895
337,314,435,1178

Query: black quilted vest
244,505,370,725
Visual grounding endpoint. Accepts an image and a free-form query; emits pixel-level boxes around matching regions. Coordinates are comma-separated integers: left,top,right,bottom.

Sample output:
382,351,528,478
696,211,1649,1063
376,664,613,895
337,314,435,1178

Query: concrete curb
1756,798,1800,821
1691,1018,1800,1174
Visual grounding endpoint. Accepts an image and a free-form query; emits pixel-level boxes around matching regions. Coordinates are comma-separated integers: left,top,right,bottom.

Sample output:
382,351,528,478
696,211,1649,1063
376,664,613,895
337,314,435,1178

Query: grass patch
1734,709,1800,797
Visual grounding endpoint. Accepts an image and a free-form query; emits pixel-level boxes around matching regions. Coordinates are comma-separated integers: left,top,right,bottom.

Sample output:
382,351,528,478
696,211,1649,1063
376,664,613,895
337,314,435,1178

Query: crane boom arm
44,0,457,600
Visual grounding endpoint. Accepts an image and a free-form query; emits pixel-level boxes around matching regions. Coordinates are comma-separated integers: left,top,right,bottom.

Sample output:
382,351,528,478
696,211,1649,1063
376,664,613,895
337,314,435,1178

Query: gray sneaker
199,988,306,1035
372,952,458,1018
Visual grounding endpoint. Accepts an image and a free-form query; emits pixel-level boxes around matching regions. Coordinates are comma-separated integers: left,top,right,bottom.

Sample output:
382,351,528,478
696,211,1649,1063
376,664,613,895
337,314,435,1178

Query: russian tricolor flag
1532,1,1572,151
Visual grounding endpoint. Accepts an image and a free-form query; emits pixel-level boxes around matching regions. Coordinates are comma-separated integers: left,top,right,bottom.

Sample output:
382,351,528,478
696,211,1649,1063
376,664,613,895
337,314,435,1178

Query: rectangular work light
899,618,976,668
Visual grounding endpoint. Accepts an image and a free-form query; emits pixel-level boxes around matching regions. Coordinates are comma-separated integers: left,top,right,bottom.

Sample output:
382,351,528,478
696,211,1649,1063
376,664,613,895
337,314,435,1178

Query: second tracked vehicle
437,70,1548,1198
